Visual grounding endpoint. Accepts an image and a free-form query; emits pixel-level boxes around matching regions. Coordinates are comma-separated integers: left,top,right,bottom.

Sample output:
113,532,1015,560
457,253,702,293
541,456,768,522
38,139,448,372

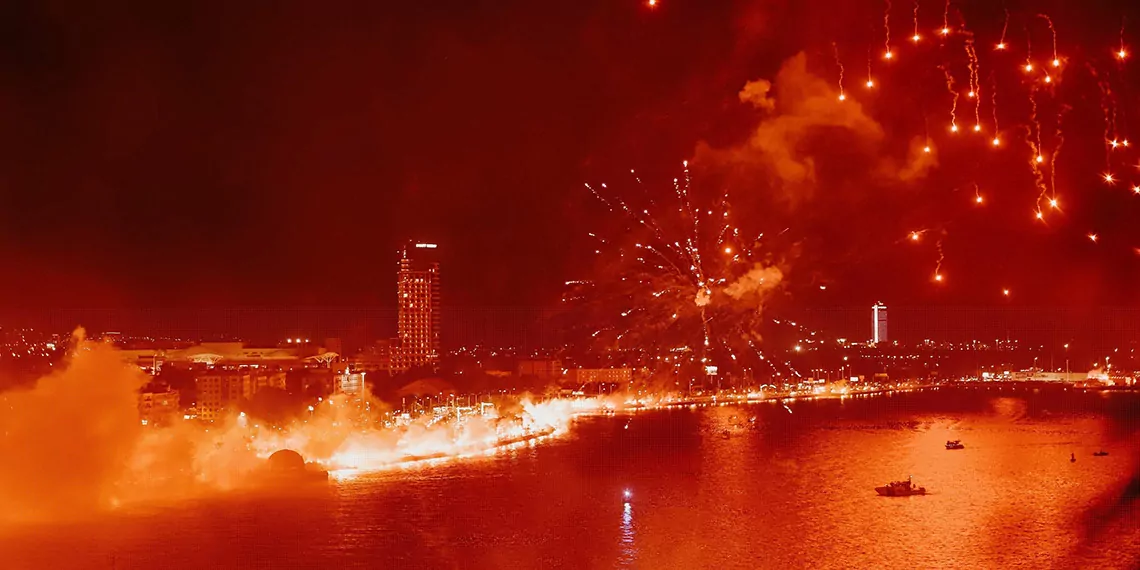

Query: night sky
1,0,1139,323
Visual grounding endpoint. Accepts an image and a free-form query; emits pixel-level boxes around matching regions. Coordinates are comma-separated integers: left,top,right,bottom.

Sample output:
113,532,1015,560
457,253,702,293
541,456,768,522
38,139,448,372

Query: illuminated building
872,302,888,345
195,373,245,422
138,390,180,426
573,368,633,385
517,359,564,380
393,242,441,372
242,370,287,399
334,370,366,397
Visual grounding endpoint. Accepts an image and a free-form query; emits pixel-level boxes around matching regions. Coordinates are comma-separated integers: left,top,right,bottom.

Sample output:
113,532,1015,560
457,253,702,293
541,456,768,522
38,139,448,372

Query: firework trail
1025,87,1048,212
866,50,875,88
884,0,893,60
1086,63,1118,169
966,38,981,130
833,42,846,100
1038,14,1060,68
933,236,946,282
997,8,1009,49
941,0,951,36
990,72,1000,143
940,64,959,132
912,0,920,42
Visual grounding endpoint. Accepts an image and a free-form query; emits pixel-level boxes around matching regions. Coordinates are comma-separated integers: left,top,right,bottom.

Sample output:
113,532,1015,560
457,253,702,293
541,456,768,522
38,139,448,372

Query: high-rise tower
872,302,887,345
394,242,440,371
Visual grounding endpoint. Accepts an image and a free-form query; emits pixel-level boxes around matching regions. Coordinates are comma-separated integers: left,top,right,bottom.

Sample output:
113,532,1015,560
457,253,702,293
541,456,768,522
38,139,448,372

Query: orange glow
1036,155,1045,163
838,93,846,101
975,195,984,204
648,0,657,6
950,124,959,133
910,231,921,241
1088,233,1099,242
941,27,949,35
997,42,1006,50
973,124,981,132
923,145,931,153
866,79,874,88
1118,49,1128,59
934,273,943,282
885,51,893,60
1036,211,1044,220
1132,185,1140,194
1052,58,1061,67
1104,173,1116,184
968,90,976,98
992,137,1001,146
1050,198,1059,208
912,34,920,42
723,246,733,254
1003,289,1010,296
1025,62,1033,72
1044,75,1052,83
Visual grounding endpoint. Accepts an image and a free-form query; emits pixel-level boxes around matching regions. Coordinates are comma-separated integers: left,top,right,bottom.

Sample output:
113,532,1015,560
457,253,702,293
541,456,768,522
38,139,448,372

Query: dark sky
0,0,1138,321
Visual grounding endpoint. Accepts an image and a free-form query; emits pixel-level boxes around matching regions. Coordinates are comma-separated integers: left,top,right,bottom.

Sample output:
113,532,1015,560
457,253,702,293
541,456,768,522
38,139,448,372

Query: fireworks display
575,162,794,380
571,1,1140,376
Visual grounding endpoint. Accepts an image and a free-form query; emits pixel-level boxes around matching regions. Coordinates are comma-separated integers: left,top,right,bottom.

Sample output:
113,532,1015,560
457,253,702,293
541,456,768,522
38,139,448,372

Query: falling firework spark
912,0,920,42
884,0,893,60
1038,14,1060,67
933,237,946,282
997,8,1009,49
941,65,959,132
834,42,846,101
966,38,981,129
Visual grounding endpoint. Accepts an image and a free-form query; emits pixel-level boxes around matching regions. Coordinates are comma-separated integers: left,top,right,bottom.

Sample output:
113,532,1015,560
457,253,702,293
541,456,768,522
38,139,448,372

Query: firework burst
572,163,792,379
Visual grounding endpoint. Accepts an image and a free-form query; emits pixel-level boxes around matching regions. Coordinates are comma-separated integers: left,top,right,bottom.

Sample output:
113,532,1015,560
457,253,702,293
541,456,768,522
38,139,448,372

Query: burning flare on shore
0,329,598,522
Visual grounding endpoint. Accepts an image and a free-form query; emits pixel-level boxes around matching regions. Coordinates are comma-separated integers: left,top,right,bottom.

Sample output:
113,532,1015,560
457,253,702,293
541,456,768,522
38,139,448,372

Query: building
572,368,633,385
242,370,287,400
138,390,180,426
872,302,888,344
393,242,441,371
196,373,246,422
518,359,564,380
334,370,367,397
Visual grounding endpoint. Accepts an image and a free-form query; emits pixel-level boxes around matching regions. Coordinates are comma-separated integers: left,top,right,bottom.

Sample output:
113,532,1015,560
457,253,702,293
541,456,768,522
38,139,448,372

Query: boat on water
875,477,927,497
1093,450,1110,457
945,440,965,450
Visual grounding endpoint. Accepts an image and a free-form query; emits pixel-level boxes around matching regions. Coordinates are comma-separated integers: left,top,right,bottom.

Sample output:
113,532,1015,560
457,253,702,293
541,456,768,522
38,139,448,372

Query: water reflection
619,499,636,566
4,389,1138,569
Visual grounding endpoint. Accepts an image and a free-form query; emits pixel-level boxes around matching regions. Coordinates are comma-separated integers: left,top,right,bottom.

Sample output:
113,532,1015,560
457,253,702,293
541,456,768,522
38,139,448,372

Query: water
4,387,1139,569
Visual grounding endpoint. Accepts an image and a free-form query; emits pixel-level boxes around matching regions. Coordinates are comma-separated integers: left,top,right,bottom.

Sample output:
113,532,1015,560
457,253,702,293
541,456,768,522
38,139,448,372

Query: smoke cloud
724,263,784,304
0,328,148,520
696,52,935,206
0,329,595,523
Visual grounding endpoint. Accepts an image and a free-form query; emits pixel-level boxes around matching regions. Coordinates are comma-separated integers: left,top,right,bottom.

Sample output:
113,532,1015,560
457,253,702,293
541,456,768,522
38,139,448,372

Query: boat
1093,450,1109,457
875,477,927,497
945,440,965,450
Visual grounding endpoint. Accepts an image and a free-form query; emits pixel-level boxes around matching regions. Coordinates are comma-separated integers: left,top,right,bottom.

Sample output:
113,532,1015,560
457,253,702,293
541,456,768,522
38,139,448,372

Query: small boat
1093,450,1109,457
945,440,965,450
875,477,927,497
